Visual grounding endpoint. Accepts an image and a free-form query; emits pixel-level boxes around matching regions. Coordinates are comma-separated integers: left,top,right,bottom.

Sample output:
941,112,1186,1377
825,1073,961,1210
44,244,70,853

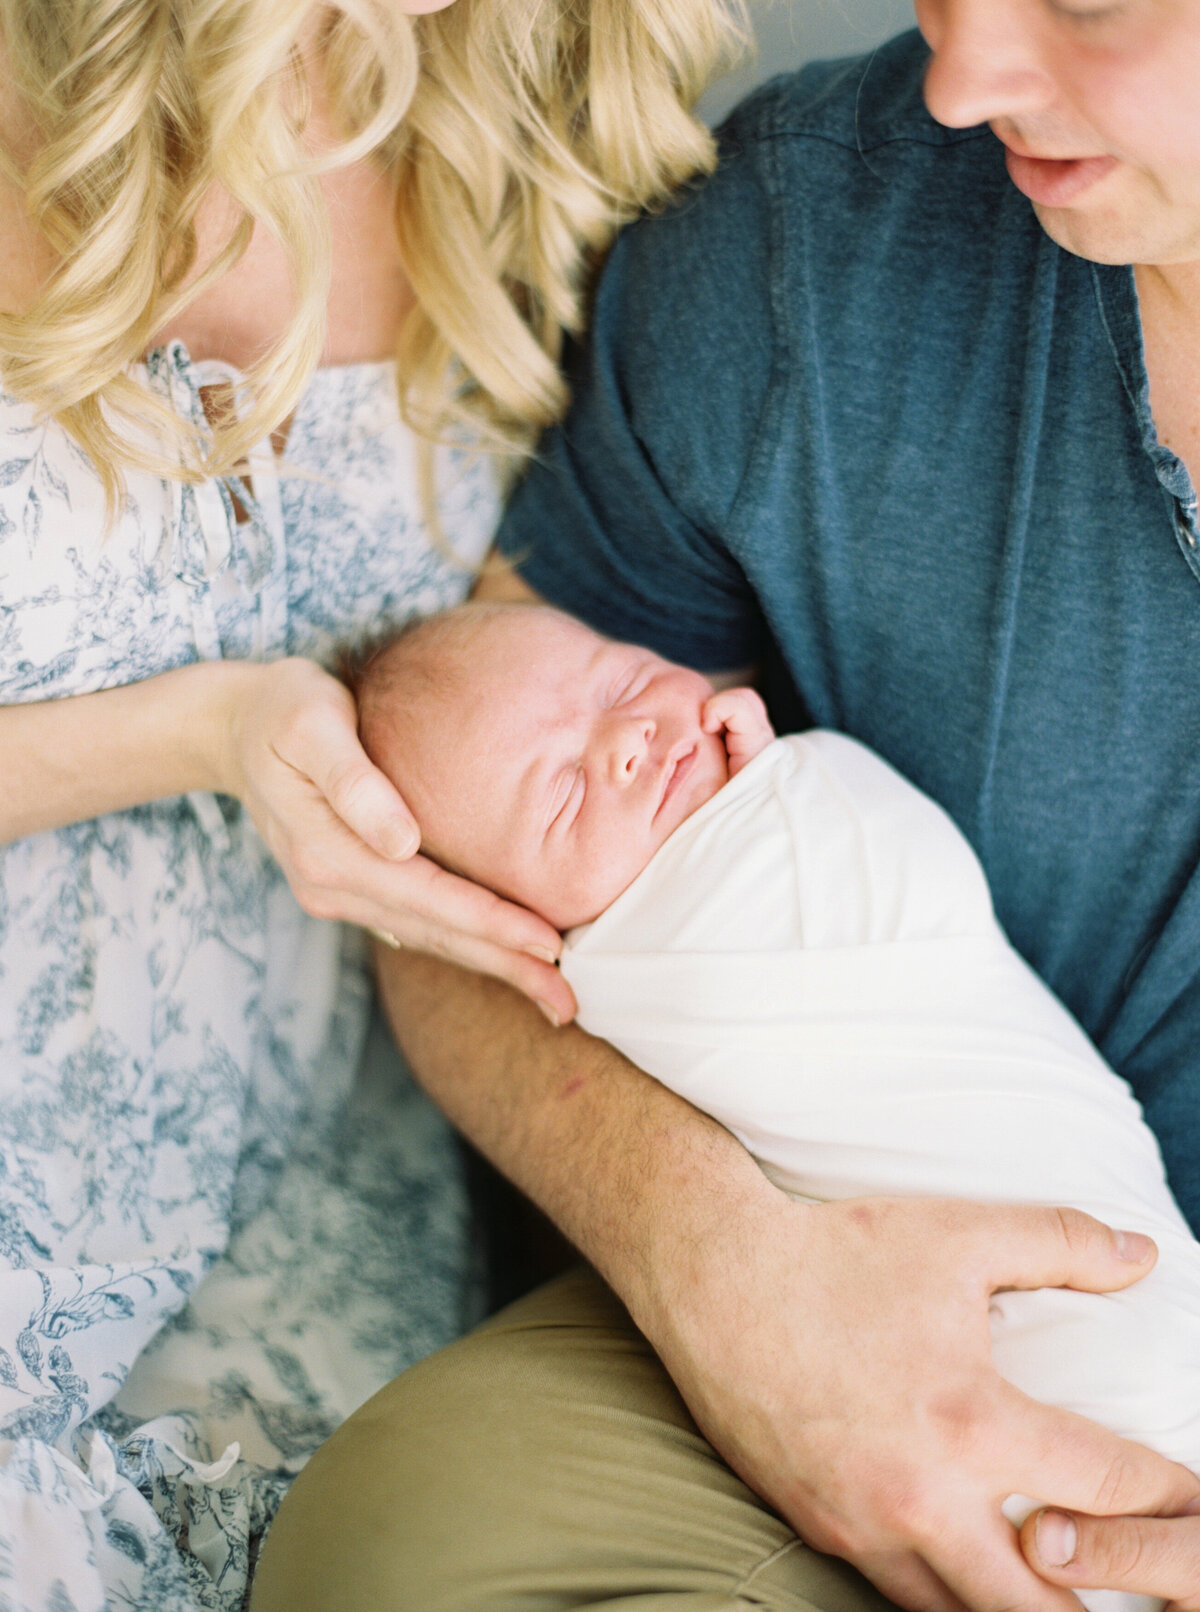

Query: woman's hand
643,1192,1200,1612
1022,1503,1200,1606
211,656,576,1024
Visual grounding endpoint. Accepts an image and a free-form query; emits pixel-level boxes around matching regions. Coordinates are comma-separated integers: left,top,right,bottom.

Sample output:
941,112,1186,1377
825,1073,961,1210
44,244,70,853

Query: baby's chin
538,886,621,935
532,859,650,933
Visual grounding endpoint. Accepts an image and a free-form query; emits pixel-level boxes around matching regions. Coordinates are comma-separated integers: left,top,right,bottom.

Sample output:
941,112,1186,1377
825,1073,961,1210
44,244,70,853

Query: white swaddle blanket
562,732,1200,1612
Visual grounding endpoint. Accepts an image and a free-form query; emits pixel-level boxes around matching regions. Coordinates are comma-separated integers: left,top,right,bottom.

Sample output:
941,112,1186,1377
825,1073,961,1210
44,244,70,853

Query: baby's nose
609,716,655,783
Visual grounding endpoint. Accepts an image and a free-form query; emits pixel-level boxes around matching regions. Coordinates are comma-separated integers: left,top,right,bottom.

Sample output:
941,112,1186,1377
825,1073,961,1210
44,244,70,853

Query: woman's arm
377,943,1200,1612
3,659,574,1020
3,660,265,842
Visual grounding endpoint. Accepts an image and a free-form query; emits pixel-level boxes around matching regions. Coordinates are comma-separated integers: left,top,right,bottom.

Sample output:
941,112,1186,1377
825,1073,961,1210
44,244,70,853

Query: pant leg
250,1266,895,1612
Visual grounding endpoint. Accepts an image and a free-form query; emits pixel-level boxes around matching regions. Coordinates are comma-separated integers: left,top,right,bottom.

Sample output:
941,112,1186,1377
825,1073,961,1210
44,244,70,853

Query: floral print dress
0,344,495,1611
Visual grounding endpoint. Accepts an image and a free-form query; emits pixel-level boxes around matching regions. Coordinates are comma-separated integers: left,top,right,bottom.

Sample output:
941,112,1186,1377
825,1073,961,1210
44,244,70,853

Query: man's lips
1002,145,1119,208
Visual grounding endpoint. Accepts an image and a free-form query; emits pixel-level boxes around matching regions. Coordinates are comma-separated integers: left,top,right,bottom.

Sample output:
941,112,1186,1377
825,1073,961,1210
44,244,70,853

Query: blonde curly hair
0,0,743,515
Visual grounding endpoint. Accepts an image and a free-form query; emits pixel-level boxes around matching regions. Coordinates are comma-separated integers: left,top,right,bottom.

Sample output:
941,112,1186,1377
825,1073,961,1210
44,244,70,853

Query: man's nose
607,715,655,784
918,0,1058,130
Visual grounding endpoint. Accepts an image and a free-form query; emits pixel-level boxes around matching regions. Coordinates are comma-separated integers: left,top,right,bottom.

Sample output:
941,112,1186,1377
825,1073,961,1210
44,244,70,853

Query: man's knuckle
793,1499,863,1560
855,1461,942,1545
880,1483,942,1546
1092,1451,1138,1515
805,1513,860,1558
1052,1204,1096,1254
1097,1520,1150,1581
928,1387,989,1460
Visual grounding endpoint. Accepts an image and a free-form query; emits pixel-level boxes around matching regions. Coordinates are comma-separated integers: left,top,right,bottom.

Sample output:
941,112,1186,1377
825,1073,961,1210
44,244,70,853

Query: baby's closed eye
547,766,585,834
607,668,650,708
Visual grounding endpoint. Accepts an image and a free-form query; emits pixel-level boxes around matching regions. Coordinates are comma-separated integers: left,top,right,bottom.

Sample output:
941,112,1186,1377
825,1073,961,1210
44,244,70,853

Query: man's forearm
373,944,779,1334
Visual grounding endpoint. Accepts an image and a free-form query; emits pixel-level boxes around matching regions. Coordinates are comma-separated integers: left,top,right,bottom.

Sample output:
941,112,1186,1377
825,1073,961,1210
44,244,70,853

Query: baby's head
355,603,732,929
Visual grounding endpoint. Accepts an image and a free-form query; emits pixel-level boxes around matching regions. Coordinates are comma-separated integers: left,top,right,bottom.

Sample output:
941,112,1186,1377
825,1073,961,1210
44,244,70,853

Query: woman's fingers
314,748,420,861
369,916,577,1028
301,838,576,1023
270,672,421,862
365,856,576,1021
1021,1508,1200,1607
354,846,562,961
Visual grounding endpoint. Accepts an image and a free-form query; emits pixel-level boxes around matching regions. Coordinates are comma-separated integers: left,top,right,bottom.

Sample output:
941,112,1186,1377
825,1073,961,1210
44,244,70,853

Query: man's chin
1031,202,1139,265
1032,196,1200,269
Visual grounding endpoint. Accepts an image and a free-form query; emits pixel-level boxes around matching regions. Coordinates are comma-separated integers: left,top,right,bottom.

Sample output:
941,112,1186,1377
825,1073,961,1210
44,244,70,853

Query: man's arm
376,944,1200,1612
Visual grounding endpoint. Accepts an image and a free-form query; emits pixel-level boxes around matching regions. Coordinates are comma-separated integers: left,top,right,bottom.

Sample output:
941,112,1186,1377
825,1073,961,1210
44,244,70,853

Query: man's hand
641,1193,1200,1612
1022,1504,1200,1607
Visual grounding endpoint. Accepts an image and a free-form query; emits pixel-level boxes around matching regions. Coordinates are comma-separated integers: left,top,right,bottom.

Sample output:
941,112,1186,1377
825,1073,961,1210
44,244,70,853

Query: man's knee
250,1268,888,1612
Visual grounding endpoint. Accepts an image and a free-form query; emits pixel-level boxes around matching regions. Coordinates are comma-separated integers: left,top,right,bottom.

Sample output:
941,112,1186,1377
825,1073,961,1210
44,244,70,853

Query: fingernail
525,945,559,965
1035,1510,1077,1569
1115,1229,1155,1262
536,1000,560,1029
382,823,418,859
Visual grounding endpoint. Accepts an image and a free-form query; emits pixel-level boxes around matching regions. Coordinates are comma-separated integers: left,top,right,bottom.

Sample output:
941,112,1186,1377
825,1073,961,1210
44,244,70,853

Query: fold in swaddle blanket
562,733,1200,1612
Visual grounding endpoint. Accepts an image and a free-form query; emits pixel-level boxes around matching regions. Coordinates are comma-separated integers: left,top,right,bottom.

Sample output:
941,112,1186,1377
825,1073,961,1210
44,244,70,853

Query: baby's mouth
655,743,697,820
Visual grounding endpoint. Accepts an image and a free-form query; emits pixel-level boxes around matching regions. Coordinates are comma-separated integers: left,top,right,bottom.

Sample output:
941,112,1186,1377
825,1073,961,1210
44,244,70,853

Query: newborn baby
357,601,1200,1612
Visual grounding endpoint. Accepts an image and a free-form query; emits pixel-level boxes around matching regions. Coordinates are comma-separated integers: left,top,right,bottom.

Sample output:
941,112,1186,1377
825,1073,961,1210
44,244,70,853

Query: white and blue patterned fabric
0,343,496,1610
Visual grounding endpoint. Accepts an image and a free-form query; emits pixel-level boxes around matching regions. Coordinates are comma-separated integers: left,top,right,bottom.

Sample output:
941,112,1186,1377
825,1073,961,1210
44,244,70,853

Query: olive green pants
250,1267,894,1611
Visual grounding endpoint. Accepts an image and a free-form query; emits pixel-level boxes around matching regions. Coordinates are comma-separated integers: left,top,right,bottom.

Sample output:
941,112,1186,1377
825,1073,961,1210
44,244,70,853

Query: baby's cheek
569,836,646,925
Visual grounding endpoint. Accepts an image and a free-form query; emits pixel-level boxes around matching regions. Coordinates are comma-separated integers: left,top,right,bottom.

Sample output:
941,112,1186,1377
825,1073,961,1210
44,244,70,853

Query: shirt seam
719,128,793,554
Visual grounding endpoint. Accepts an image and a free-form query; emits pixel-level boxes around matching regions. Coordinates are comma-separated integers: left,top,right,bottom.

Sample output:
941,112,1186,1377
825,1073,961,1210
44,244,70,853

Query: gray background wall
700,0,915,124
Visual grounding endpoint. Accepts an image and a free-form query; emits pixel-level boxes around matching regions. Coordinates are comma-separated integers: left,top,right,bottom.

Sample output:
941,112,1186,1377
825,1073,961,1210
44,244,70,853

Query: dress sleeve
495,126,779,674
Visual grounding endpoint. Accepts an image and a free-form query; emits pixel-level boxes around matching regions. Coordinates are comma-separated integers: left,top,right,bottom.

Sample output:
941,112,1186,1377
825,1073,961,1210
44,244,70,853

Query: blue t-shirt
497,30,1200,1228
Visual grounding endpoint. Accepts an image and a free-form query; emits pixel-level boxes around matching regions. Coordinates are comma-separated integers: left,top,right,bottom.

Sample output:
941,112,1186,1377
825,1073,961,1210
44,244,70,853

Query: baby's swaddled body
562,732,1200,1611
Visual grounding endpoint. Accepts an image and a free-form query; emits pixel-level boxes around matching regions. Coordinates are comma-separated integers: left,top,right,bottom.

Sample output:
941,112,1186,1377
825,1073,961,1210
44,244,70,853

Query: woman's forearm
0,660,250,844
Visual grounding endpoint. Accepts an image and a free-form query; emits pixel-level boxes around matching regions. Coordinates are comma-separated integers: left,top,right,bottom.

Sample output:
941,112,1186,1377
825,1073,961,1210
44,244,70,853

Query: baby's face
399,611,730,929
